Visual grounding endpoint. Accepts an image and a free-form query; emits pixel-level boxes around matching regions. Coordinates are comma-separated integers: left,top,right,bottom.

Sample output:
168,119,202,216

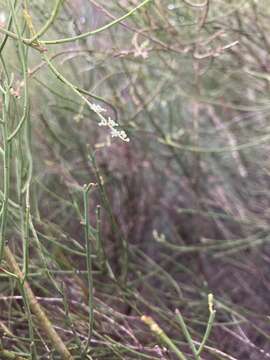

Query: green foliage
0,0,270,359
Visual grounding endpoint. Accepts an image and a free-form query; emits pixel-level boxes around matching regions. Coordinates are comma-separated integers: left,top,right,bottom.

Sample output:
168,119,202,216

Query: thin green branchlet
82,183,94,356
44,54,130,142
142,294,216,360
0,83,11,262
0,0,153,46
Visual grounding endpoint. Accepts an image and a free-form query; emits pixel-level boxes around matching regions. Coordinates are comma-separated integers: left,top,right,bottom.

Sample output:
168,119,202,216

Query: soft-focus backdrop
0,1,270,359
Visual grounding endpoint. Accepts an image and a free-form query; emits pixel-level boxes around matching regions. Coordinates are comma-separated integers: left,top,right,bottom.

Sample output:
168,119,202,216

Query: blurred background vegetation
0,0,270,359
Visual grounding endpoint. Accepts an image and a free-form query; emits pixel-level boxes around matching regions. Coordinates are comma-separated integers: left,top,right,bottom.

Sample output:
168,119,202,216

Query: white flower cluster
90,103,106,114
90,102,130,143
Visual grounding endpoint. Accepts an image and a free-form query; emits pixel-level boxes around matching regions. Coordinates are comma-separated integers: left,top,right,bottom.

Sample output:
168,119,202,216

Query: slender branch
175,309,200,360
0,87,11,262
0,0,152,50
197,294,216,356
29,0,64,43
82,184,94,355
4,245,74,360
141,316,188,360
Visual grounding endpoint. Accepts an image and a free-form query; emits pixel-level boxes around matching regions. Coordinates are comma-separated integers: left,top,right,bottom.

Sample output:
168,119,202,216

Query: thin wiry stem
37,0,153,45
0,0,153,46
141,316,188,360
197,294,216,356
4,245,74,360
175,309,200,360
7,0,30,142
0,86,11,262
82,183,94,356
29,0,64,43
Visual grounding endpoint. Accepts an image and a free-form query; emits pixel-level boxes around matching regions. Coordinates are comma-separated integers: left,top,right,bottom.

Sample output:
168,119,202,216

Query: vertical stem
197,294,216,356
18,282,38,360
7,0,32,281
7,0,29,142
82,184,94,356
22,186,30,278
22,103,32,280
175,309,200,360
90,152,126,282
0,90,11,262
95,205,106,272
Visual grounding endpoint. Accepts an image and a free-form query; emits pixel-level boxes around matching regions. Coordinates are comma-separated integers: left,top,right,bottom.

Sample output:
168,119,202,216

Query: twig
141,315,188,360
4,245,73,360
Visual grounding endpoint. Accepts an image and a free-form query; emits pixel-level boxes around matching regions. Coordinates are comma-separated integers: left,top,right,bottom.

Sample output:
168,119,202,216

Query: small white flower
120,130,127,138
90,103,106,114
118,130,130,142
98,117,107,126
108,117,118,127
168,4,175,10
110,127,119,138
90,102,130,142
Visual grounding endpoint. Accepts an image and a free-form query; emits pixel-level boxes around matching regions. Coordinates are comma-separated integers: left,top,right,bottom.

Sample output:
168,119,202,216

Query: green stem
197,294,216,356
29,0,64,42
82,184,94,356
7,0,30,142
4,245,73,360
0,89,11,261
141,316,188,360
175,309,200,360
39,0,153,45
95,205,106,272
0,0,18,54
0,0,152,47
22,186,31,279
